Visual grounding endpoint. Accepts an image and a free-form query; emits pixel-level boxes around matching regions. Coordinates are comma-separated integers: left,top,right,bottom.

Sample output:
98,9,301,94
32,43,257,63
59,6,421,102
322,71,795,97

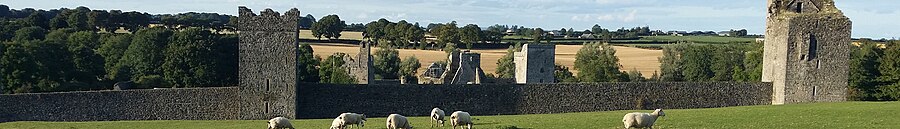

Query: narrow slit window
795,2,803,13
808,34,818,60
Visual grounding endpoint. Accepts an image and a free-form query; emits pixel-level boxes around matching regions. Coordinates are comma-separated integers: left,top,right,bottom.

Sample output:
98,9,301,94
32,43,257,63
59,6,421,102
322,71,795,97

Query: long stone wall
0,87,241,122
296,82,772,118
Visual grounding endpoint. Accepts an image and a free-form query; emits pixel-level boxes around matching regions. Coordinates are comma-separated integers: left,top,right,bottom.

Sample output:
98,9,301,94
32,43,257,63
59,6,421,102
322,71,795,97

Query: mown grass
1,101,898,129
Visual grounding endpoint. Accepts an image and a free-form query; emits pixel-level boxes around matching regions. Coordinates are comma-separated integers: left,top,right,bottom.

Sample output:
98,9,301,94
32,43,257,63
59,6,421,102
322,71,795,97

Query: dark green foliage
733,43,764,82
25,12,49,29
119,27,173,85
49,13,68,30
532,28,544,43
0,20,23,41
1,40,75,93
878,42,900,100
297,44,320,83
495,43,522,78
374,47,401,79
575,43,627,82
433,21,459,49
460,24,481,49
681,44,713,81
162,28,219,88
311,15,344,40
710,45,745,81
319,53,356,84
134,75,166,89
848,42,882,100
98,34,132,81
400,56,421,84
13,26,46,41
66,31,105,82
554,64,577,83
299,14,315,29
626,68,646,82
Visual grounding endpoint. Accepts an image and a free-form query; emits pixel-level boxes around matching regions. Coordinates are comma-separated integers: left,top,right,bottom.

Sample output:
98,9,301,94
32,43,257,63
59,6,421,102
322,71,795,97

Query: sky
3,0,898,38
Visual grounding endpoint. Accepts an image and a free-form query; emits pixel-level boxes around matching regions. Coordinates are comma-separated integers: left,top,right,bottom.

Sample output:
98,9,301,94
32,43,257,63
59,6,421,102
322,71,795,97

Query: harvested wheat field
299,30,366,40
308,43,662,78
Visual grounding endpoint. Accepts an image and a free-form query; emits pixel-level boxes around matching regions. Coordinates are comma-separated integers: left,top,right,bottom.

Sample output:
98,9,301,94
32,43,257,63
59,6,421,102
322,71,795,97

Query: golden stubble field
308,43,662,78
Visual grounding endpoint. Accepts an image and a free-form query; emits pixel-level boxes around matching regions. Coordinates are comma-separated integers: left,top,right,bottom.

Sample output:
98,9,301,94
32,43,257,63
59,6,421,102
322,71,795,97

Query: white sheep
622,109,666,129
386,114,414,129
431,108,446,127
339,113,367,129
267,117,295,129
450,111,473,129
330,117,345,129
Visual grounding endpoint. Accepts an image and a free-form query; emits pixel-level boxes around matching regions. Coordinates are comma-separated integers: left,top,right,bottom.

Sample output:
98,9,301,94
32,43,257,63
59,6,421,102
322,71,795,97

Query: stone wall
0,87,241,122
237,7,300,119
296,82,772,118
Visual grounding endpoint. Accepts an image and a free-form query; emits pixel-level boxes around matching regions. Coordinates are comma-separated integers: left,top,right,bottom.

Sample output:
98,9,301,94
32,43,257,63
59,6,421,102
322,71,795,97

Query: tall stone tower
237,7,300,119
514,44,556,83
342,42,374,84
763,0,851,104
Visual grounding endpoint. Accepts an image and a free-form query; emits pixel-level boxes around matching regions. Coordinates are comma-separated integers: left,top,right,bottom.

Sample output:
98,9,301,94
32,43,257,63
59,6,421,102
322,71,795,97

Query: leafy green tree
311,15,344,40
364,19,390,41
297,44,320,83
532,28,544,43
319,53,356,84
119,27,173,84
681,44,713,81
460,24,481,49
88,10,110,31
710,45,744,81
0,20,24,41
67,10,90,31
848,42,882,100
555,64,577,83
1,40,75,93
434,21,459,49
733,43,764,82
659,43,686,81
0,5,8,18
878,42,900,100
44,28,76,44
25,12,49,29
575,43,627,82
400,56,421,84
13,26,47,41
162,28,219,88
49,13,69,30
626,68,646,82
495,43,522,78
374,47,401,79
67,31,105,83
98,34,132,81
299,14,316,29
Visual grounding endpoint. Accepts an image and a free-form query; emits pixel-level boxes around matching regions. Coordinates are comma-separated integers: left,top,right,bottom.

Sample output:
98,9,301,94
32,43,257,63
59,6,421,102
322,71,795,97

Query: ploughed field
2,102,897,129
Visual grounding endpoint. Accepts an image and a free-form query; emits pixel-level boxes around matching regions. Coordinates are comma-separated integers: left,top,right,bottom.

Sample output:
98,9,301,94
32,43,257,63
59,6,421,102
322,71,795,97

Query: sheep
330,117,345,129
339,113,367,129
622,109,666,129
431,107,446,127
267,117,295,129
386,114,413,129
450,111,473,129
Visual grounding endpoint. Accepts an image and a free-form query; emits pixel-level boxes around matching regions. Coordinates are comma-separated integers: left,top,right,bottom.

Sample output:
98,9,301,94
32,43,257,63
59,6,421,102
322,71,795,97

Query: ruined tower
238,7,299,119
763,0,851,104
514,44,556,83
342,42,374,84
442,51,487,84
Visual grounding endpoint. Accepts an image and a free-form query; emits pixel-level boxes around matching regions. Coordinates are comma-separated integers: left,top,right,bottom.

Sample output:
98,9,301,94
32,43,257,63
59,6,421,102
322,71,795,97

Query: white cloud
623,10,637,22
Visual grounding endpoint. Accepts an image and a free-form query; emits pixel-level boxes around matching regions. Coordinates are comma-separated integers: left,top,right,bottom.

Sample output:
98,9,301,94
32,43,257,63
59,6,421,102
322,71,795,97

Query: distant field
3,102,897,129
299,30,366,40
308,43,662,77
641,36,756,43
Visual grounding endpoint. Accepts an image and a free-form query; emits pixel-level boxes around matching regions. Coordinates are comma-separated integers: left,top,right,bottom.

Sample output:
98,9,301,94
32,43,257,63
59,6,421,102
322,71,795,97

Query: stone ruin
441,50,488,84
763,0,851,104
514,44,556,83
419,62,446,84
342,42,375,84
237,7,300,119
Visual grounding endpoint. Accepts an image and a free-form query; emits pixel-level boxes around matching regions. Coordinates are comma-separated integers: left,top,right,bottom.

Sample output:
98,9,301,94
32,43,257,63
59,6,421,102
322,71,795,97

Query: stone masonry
515,44,556,83
342,42,374,84
441,51,487,84
763,0,851,104
237,7,299,119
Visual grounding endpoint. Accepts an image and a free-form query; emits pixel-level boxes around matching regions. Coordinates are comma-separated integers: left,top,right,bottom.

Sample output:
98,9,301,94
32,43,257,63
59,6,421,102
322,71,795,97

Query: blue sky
4,0,898,38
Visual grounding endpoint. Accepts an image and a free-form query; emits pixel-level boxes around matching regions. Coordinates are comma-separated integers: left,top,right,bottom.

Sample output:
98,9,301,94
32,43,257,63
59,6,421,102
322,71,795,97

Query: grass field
2,101,897,129
641,36,756,43
308,43,662,77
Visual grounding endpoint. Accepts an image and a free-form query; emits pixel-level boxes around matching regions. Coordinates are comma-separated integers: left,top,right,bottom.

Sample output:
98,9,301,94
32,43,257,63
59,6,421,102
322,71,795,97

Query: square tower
514,44,556,83
763,0,851,104
237,7,300,119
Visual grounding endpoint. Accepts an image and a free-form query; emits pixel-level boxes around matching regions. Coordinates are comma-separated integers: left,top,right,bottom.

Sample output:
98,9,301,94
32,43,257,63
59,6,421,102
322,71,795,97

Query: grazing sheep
450,111,473,129
267,117,295,129
431,108,446,127
622,109,666,129
386,114,413,129
339,113,367,129
330,117,345,129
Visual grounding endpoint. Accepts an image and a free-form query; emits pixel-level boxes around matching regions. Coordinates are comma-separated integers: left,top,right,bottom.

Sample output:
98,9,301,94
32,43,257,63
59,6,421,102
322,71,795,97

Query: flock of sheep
266,108,666,129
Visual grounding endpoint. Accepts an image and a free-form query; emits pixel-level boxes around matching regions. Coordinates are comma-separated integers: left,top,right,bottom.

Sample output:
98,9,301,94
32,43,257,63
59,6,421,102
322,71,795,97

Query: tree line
849,40,900,101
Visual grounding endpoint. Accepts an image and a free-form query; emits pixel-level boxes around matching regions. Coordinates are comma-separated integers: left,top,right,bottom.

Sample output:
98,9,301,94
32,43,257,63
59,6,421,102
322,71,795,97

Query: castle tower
237,7,300,119
763,0,851,104
342,42,374,84
514,44,556,83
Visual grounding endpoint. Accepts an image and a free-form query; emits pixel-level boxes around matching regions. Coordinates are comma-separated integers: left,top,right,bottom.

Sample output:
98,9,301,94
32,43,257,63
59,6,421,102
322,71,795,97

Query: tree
574,43,627,82
400,56,421,84
67,31,105,84
681,44,714,81
119,27,173,85
532,28,544,43
555,64,577,83
25,12,49,29
311,15,344,40
374,47,401,79
162,28,219,88
848,42,882,100
88,10,110,31
13,26,47,41
591,24,603,36
567,28,575,38
67,10,90,31
710,45,744,81
297,44,320,82
299,14,316,29
459,24,481,49
878,42,900,100
98,34,132,81
733,43,764,82
495,43,522,78
434,21,459,49
319,53,356,84
0,5,9,18
626,68,646,82
49,13,69,30
659,43,686,81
